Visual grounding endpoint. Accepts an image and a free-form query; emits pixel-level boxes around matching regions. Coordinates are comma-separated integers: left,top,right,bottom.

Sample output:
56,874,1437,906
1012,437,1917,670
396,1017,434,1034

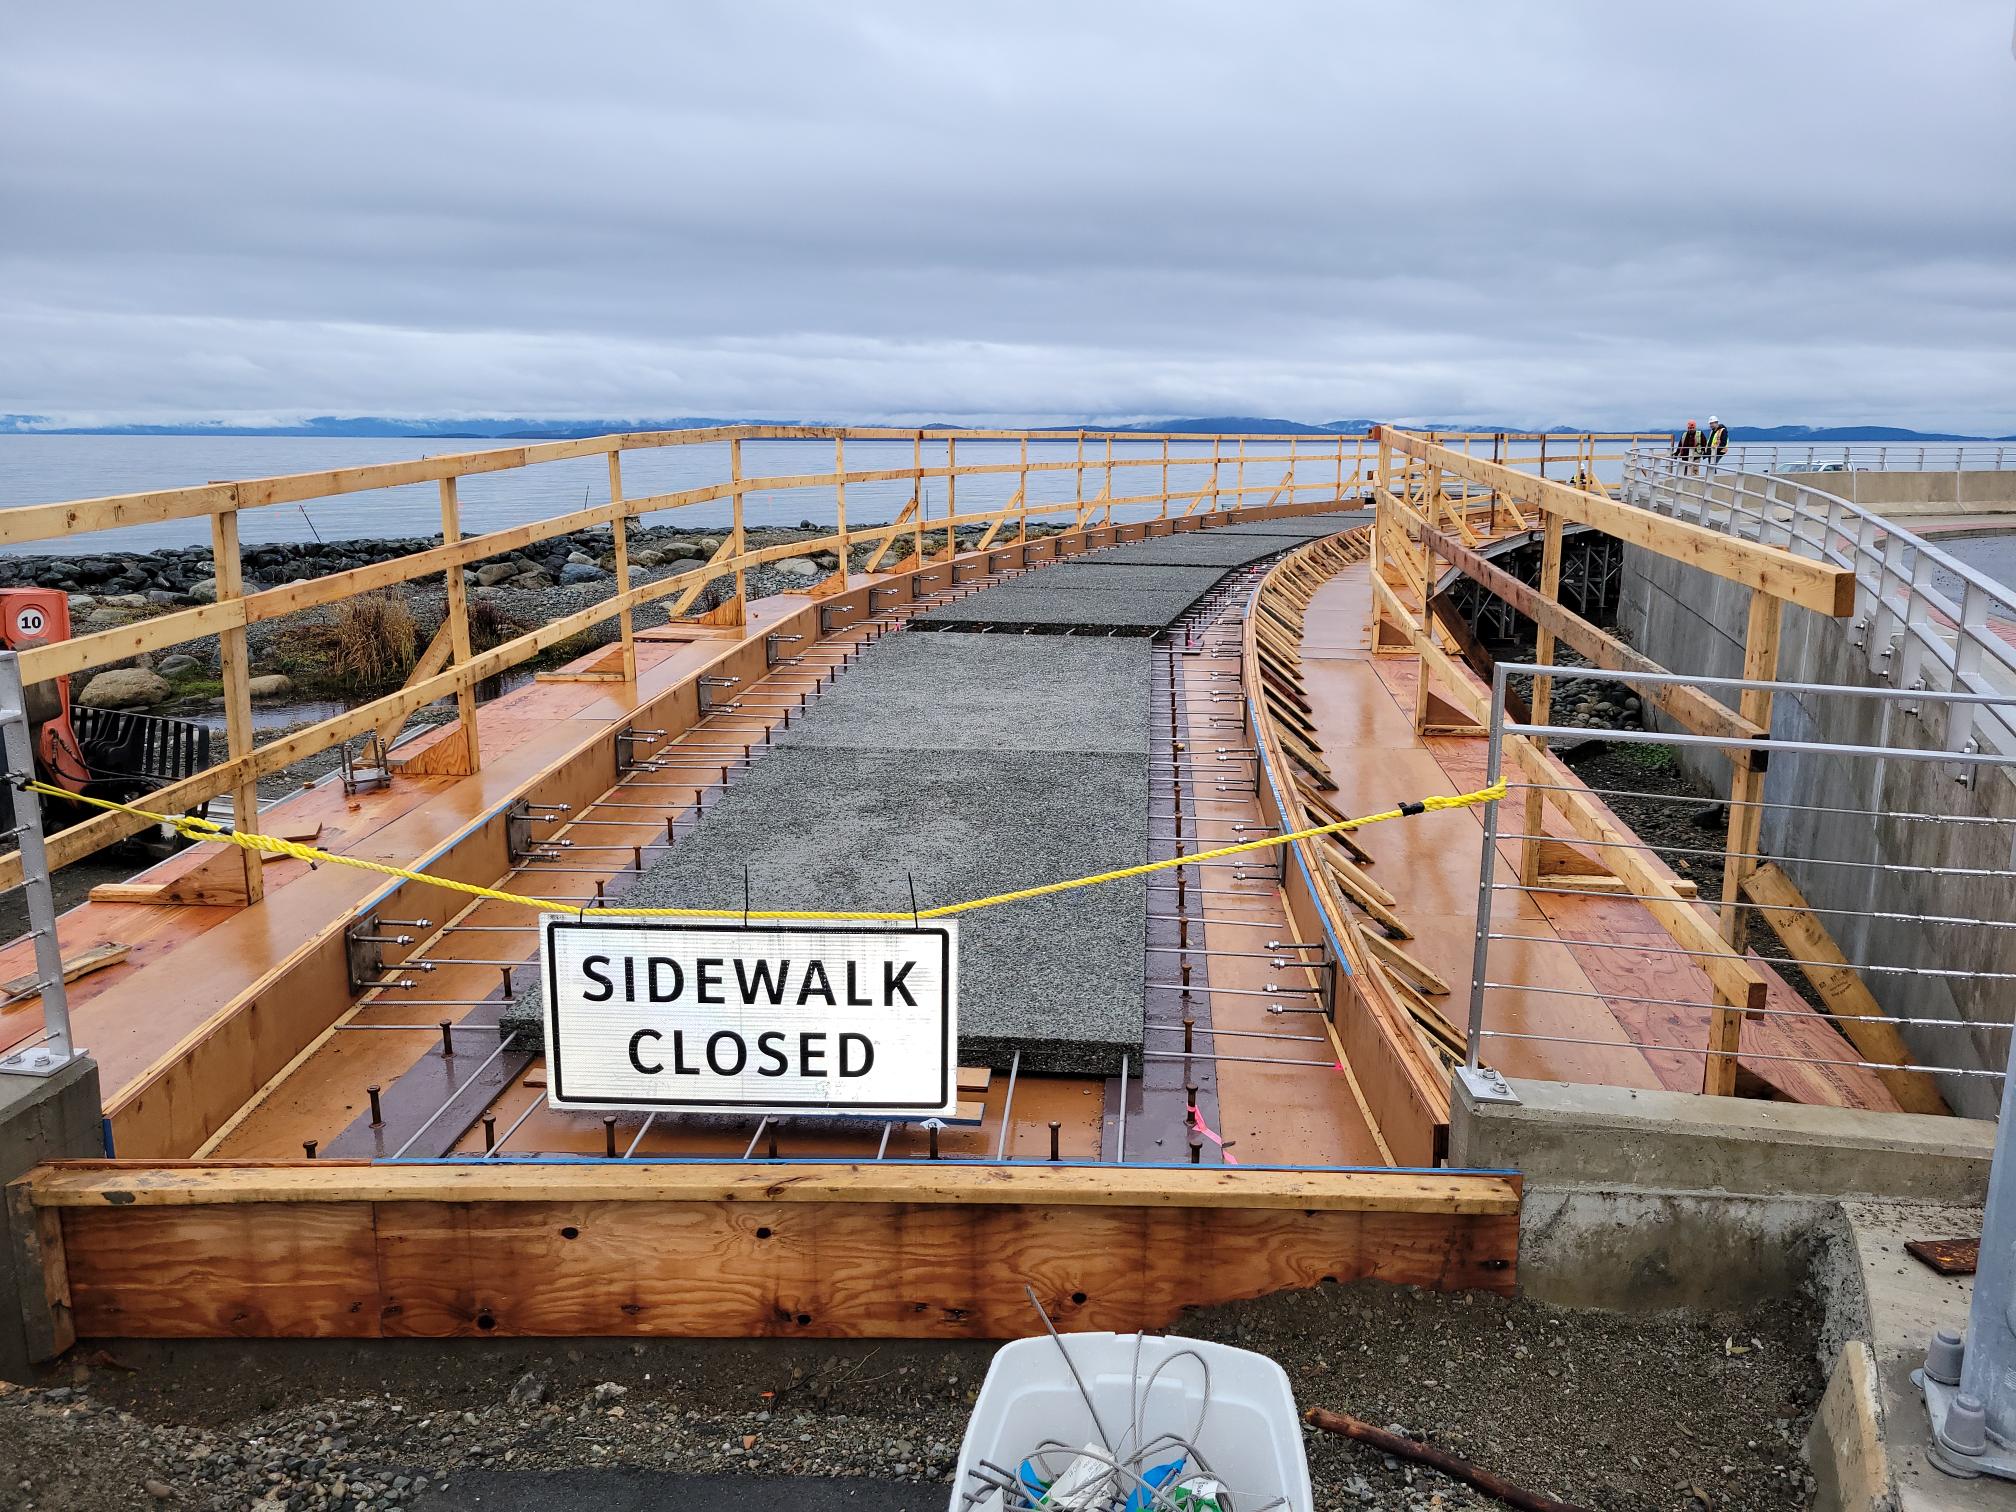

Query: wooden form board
19,1163,1519,1346
1243,530,1454,1165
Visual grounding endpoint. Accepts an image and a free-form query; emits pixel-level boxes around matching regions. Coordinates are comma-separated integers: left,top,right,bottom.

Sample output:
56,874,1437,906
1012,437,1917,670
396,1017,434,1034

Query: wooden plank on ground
0,942,128,1006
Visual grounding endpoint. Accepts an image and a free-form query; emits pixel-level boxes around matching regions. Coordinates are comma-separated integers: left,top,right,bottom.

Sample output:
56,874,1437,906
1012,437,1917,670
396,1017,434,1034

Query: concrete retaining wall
2,1056,101,1381
1778,469,2016,516
1615,544,2016,1116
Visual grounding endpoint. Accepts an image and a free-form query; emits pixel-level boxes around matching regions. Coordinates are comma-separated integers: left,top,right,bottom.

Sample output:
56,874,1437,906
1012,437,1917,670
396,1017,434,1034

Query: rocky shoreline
7,523,838,620
19,521,1067,713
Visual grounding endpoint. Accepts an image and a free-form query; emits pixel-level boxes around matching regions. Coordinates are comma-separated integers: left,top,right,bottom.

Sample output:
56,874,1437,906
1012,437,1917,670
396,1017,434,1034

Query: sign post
540,917,957,1118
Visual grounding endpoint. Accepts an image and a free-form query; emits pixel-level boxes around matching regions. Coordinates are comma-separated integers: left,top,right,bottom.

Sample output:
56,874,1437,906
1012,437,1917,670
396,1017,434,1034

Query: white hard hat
1709,415,1719,424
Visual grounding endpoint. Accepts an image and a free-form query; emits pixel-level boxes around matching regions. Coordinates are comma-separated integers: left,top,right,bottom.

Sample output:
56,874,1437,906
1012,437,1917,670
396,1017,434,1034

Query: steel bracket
1456,1064,1521,1105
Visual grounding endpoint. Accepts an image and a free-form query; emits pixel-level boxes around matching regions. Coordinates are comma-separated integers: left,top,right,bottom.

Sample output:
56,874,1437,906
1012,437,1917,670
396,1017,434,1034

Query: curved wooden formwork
1244,529,1463,1166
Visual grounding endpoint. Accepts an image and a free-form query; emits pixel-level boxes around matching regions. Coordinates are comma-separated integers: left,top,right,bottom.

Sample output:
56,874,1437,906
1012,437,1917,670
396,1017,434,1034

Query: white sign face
13,605,47,639
540,916,957,1116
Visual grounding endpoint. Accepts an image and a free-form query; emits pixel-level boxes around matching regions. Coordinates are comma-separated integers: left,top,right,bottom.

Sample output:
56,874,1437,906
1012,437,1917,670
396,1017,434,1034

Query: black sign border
542,918,955,1112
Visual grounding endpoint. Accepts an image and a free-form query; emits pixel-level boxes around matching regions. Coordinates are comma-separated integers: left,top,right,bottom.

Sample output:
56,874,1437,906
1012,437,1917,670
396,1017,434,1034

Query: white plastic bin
950,1331,1313,1510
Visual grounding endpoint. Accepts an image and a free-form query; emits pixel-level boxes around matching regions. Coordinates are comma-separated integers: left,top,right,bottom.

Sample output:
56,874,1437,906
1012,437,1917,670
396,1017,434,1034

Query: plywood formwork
0,470,1537,1358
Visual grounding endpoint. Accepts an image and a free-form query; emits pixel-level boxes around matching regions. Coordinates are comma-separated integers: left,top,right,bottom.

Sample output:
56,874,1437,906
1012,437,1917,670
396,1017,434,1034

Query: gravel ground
0,1281,1823,1511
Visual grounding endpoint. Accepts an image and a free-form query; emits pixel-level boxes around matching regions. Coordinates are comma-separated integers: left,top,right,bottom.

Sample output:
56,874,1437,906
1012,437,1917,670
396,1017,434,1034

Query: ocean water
0,434,1354,555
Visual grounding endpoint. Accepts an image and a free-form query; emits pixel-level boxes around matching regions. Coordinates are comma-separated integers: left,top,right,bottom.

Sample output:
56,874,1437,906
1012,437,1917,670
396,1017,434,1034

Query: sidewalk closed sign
541,917,957,1116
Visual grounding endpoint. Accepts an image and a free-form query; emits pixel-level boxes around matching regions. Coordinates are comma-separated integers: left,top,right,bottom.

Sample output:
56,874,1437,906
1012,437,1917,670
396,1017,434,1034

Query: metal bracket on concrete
764,633,803,668
1456,1065,1522,1105
344,913,409,993
506,800,572,865
1917,1361,2016,1482
615,726,667,773
698,675,742,716
818,603,856,634
0,652,84,1079
339,731,393,796
1918,1016,2016,1479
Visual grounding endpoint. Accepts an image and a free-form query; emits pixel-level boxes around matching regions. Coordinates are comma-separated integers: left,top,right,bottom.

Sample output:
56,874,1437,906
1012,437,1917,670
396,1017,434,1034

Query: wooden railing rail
0,425,1667,892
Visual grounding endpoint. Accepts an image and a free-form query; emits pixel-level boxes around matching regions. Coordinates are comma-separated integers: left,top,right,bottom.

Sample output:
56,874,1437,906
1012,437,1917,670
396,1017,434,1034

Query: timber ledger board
31,1166,1520,1341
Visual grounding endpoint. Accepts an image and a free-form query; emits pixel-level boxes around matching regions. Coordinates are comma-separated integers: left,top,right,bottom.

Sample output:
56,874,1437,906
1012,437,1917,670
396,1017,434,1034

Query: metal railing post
1921,1023,2016,1477
1456,664,1516,1105
0,651,80,1075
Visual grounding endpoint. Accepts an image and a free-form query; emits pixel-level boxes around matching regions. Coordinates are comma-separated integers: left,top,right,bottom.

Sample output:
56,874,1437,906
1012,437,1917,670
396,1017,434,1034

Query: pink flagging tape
1187,1106,1239,1165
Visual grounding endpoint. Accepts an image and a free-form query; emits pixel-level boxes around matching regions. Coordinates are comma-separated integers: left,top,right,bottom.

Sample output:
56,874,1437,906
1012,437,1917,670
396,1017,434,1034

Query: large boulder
247,673,294,699
559,562,606,585
187,578,217,603
157,654,201,678
78,668,169,708
509,570,553,590
474,562,518,588
773,557,821,580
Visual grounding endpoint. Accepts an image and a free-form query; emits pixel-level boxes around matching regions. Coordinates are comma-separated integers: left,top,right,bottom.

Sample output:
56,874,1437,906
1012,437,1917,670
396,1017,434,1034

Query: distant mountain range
1,413,2010,442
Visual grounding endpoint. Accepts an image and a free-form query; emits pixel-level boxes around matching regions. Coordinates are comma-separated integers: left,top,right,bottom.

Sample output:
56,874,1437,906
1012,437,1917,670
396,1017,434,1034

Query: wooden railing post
208,505,262,903
606,454,636,682
1519,509,1564,886
1210,435,1222,512
945,436,957,558
1336,436,1346,504
437,476,482,772
1018,437,1030,542
834,436,850,586
726,438,748,626
1104,436,1115,526
1235,436,1247,514
1702,587,1783,1096
1368,431,1390,641
1074,430,1086,522
912,431,925,564
1160,438,1170,517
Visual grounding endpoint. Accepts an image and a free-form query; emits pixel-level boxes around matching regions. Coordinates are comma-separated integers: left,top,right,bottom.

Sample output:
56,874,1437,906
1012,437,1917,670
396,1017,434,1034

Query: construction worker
1673,420,1702,474
1706,415,1730,465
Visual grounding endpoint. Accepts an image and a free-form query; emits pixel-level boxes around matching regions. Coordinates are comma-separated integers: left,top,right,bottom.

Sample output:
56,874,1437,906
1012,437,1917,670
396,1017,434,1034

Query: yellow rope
22,776,1506,923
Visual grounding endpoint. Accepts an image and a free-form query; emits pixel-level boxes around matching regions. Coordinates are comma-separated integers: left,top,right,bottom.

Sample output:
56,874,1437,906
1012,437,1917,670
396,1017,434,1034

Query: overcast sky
2,2,2012,430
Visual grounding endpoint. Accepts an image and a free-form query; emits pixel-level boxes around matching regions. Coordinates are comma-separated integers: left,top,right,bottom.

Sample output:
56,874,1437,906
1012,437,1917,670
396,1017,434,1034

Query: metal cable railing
1623,446,2016,761
1464,665,2016,1112
1715,442,2014,474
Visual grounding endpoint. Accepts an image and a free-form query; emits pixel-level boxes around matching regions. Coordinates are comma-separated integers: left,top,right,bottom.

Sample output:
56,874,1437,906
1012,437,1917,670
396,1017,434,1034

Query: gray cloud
2,0,2012,429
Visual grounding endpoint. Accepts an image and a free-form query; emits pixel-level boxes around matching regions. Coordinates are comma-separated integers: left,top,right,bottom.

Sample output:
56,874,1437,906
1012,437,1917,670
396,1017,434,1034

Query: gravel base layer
0,1281,1823,1511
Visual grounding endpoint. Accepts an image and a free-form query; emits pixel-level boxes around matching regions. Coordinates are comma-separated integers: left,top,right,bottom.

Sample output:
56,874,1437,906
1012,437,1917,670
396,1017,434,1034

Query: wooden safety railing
1365,426,1857,1094
0,424,1665,898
